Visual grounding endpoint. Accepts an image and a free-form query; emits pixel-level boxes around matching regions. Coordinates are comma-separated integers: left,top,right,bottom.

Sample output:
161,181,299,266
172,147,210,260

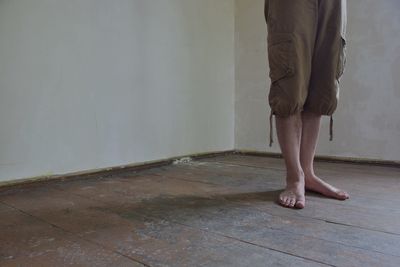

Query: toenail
295,201,305,209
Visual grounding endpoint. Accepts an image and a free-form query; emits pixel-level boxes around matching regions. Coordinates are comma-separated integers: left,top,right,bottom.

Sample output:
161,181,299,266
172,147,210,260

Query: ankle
302,168,316,178
287,169,304,178
289,180,304,188
286,170,305,185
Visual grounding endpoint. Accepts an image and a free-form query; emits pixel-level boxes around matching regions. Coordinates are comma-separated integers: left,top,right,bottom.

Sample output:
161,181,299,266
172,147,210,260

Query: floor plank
0,208,144,267
0,187,325,267
1,154,399,266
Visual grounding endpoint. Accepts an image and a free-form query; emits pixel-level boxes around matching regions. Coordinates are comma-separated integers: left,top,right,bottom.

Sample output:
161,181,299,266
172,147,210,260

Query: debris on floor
172,157,193,165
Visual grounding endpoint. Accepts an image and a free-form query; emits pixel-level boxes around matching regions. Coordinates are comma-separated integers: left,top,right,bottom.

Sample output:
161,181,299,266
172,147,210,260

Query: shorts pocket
336,35,347,80
267,33,295,84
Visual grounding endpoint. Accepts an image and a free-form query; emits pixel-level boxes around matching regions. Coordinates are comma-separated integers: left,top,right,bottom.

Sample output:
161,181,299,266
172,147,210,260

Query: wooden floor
1,154,400,267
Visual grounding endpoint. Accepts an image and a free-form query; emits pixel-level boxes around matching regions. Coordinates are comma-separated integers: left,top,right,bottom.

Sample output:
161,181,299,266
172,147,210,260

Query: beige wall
0,0,235,182
235,0,400,161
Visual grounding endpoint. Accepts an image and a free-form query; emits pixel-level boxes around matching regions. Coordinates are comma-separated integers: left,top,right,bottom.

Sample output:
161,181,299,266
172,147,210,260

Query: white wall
2,0,398,183
235,0,400,161
0,0,235,182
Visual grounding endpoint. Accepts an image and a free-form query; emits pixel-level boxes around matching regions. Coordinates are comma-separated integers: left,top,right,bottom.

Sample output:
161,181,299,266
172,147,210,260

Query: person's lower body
264,0,349,208
275,111,349,209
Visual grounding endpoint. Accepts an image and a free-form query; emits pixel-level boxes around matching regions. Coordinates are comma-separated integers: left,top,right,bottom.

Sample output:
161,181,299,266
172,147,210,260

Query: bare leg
275,112,306,209
300,111,349,200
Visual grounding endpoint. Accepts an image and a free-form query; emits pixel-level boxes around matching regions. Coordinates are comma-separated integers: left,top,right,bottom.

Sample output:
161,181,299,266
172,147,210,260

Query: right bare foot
305,174,349,200
278,181,305,209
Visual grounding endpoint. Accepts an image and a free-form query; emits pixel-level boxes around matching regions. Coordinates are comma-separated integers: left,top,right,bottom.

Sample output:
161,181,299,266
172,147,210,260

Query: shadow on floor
89,189,285,223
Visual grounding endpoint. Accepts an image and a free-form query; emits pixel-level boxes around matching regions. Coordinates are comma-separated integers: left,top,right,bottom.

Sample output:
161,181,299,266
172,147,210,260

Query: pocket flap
267,33,295,83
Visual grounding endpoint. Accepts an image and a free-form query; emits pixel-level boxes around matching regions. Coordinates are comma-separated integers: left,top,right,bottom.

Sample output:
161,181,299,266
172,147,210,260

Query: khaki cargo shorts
264,0,347,146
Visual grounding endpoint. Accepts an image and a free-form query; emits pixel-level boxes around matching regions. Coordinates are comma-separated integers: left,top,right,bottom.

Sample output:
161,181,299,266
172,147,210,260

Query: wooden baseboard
233,150,400,168
0,150,234,191
1,149,398,191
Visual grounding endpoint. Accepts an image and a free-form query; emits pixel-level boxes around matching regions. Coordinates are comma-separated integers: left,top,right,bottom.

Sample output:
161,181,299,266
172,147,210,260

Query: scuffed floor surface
1,154,400,267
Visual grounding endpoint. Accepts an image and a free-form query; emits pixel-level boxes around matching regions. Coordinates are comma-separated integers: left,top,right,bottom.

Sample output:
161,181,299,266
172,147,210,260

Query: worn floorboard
0,154,399,266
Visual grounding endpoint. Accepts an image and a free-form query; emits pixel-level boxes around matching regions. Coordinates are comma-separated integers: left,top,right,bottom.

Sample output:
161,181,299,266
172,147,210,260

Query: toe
284,198,292,207
295,198,305,209
295,201,305,209
336,190,349,200
288,198,296,208
279,195,287,206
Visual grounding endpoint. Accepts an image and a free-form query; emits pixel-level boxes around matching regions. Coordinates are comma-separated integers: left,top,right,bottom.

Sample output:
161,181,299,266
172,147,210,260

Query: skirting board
0,150,234,191
0,149,398,191
235,150,400,168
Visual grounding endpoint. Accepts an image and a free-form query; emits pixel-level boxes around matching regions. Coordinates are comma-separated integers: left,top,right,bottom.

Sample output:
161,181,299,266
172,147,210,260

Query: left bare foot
305,174,349,200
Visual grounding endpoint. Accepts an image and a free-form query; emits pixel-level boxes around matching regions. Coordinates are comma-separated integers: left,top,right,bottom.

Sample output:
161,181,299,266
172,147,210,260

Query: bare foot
305,174,349,200
279,181,305,209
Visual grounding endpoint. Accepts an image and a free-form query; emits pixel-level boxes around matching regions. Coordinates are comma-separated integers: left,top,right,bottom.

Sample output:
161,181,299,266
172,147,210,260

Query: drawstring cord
269,110,274,147
329,115,333,141
269,111,334,145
